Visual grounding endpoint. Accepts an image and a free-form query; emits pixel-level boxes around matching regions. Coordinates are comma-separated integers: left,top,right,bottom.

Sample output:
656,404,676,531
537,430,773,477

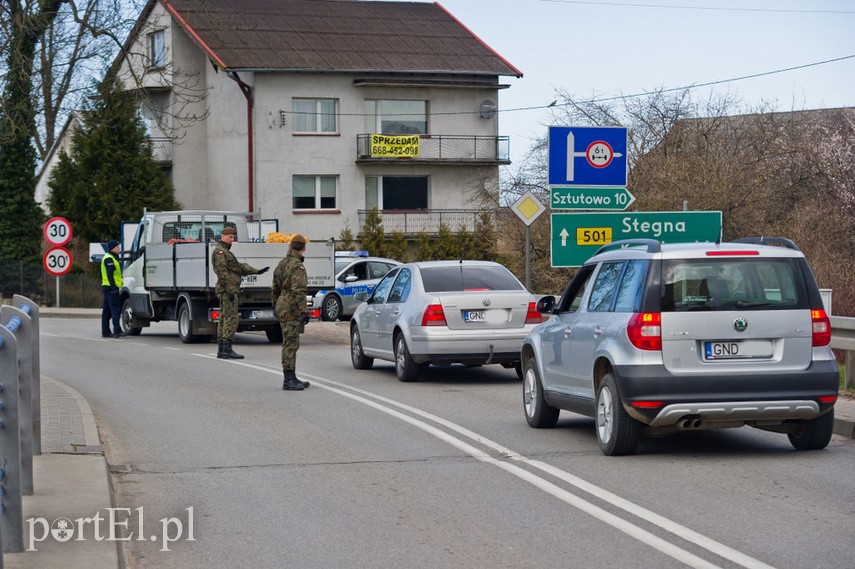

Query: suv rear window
660,258,809,311
421,266,523,292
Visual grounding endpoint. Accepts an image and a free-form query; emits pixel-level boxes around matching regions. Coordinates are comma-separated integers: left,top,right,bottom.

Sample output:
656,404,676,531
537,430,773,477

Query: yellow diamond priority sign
511,191,546,227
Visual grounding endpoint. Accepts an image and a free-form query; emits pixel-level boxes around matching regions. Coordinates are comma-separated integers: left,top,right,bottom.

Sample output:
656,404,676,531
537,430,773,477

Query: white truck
119,211,335,343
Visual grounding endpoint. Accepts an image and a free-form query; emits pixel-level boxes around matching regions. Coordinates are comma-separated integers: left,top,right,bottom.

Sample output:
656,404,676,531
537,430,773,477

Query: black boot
217,340,224,358
220,341,244,360
295,372,310,388
282,370,305,391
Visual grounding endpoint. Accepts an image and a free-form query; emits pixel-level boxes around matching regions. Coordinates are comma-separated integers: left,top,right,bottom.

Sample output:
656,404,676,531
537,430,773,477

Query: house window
148,30,167,68
293,176,337,210
292,99,337,133
365,176,428,210
364,100,427,135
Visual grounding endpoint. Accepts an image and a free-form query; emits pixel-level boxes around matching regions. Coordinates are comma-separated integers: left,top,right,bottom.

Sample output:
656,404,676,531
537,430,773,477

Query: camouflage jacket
271,249,308,322
211,241,260,295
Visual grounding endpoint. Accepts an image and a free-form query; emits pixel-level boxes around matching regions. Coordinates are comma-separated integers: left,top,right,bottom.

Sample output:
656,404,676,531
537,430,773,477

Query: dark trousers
101,287,122,336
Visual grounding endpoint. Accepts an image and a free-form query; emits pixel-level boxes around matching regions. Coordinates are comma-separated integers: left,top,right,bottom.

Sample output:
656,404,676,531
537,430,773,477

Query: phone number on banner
370,134,420,157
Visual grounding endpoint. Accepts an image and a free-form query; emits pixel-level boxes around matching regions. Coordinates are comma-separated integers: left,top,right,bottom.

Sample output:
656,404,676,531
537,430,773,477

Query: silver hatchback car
522,237,839,455
350,261,543,381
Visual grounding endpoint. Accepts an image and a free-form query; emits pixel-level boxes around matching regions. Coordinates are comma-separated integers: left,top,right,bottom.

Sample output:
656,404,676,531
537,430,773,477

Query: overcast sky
410,0,855,163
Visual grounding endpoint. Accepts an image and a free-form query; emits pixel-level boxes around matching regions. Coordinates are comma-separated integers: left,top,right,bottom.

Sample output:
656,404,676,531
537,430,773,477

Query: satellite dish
479,100,497,119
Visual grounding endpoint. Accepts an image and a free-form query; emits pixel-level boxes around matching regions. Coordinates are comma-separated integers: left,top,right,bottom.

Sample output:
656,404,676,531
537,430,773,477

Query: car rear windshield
660,258,809,312
420,265,524,292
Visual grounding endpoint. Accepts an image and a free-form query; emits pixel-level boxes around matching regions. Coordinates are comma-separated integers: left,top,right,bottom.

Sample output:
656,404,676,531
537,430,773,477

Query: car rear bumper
407,328,531,364
612,360,840,426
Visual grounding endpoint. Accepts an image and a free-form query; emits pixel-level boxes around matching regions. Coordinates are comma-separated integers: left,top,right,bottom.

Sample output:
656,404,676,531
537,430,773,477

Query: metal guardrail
831,316,855,389
0,295,41,554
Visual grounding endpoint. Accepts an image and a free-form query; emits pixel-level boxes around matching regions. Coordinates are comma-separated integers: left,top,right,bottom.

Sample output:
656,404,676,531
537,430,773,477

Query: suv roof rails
731,236,801,251
594,239,661,256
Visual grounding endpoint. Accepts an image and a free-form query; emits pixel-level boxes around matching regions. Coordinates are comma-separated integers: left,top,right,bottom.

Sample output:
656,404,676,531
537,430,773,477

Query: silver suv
521,237,839,455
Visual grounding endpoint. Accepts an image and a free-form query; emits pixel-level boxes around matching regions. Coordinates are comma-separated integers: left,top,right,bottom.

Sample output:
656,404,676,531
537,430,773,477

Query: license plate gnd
464,310,485,322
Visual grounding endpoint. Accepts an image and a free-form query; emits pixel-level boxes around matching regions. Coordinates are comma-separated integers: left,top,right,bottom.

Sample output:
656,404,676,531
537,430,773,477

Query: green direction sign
551,211,722,267
551,186,636,211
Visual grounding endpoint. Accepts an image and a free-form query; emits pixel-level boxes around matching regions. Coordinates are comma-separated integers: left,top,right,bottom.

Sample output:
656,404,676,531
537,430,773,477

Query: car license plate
704,340,772,360
464,310,485,322
249,309,273,320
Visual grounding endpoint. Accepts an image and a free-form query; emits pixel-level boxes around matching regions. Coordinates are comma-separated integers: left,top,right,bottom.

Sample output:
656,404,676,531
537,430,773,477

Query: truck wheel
178,303,210,344
321,295,342,321
266,326,283,344
121,298,143,336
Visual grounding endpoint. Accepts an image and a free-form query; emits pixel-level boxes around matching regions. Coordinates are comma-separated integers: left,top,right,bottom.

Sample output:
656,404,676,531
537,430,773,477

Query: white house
113,0,522,241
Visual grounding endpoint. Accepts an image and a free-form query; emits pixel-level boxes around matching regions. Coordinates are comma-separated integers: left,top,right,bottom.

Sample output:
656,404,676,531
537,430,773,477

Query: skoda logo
733,317,748,333
482,298,491,307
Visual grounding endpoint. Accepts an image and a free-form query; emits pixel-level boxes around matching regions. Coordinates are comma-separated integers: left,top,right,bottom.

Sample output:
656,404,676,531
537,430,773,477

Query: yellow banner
370,134,420,157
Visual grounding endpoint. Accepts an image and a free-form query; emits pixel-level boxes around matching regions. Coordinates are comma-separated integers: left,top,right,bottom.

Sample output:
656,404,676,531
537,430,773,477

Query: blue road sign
548,126,628,186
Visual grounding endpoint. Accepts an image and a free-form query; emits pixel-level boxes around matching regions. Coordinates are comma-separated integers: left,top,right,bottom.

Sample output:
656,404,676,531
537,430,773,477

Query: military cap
221,226,237,236
290,234,307,248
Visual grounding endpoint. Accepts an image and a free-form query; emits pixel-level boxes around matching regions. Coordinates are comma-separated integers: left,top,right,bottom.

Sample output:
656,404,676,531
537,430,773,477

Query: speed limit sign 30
43,247,73,276
44,216,73,247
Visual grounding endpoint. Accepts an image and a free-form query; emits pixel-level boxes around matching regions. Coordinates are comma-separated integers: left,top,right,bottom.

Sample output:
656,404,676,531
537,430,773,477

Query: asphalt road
40,318,855,569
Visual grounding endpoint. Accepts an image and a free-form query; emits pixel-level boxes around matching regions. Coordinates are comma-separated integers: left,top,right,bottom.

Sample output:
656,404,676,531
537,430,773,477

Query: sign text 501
576,227,612,246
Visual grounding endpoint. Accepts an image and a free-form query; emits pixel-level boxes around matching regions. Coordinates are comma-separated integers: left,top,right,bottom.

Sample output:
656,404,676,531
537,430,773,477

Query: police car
310,252,401,321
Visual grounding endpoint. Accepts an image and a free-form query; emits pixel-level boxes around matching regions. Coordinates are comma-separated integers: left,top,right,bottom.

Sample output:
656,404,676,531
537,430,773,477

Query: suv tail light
627,312,662,351
525,302,543,324
421,304,447,327
811,309,831,347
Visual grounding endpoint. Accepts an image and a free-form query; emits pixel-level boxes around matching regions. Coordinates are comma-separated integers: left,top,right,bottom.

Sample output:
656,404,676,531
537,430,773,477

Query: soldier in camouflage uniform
212,226,268,359
271,234,311,390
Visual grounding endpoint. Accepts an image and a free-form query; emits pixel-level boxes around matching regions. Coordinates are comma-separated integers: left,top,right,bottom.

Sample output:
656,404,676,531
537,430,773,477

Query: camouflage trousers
217,293,239,341
280,321,302,370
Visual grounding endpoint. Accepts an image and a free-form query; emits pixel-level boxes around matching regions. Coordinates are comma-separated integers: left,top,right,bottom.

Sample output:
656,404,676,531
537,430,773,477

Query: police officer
271,234,311,390
101,240,124,338
212,226,268,359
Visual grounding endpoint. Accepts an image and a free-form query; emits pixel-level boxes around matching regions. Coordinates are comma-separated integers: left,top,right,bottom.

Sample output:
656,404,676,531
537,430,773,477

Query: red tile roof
160,0,522,76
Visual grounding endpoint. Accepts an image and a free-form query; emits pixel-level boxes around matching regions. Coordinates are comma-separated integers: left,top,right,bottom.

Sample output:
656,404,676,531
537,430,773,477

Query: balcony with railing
356,134,510,165
357,209,495,236
149,136,173,164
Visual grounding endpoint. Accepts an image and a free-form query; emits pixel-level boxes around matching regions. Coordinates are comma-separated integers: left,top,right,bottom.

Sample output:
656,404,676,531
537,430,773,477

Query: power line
279,54,855,119
502,53,855,113
538,0,855,15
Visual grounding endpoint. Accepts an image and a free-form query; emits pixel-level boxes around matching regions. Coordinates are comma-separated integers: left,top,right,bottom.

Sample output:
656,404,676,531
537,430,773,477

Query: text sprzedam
26,507,195,552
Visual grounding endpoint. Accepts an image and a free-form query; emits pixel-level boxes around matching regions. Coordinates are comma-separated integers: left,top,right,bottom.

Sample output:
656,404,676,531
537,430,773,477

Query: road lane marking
195,357,775,569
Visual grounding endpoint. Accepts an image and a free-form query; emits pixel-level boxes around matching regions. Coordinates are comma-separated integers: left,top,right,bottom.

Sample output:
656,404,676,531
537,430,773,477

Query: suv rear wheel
523,358,559,428
788,408,834,450
596,373,641,456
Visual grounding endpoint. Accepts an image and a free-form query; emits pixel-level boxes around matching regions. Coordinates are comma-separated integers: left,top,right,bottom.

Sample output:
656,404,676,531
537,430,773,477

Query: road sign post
551,211,722,267
510,192,546,290
43,216,74,307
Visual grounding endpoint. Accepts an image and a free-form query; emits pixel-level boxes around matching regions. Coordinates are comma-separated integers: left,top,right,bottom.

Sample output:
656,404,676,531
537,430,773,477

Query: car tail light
819,395,838,404
310,309,320,319
525,302,543,324
209,309,220,322
421,304,447,327
811,309,831,347
627,312,662,351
